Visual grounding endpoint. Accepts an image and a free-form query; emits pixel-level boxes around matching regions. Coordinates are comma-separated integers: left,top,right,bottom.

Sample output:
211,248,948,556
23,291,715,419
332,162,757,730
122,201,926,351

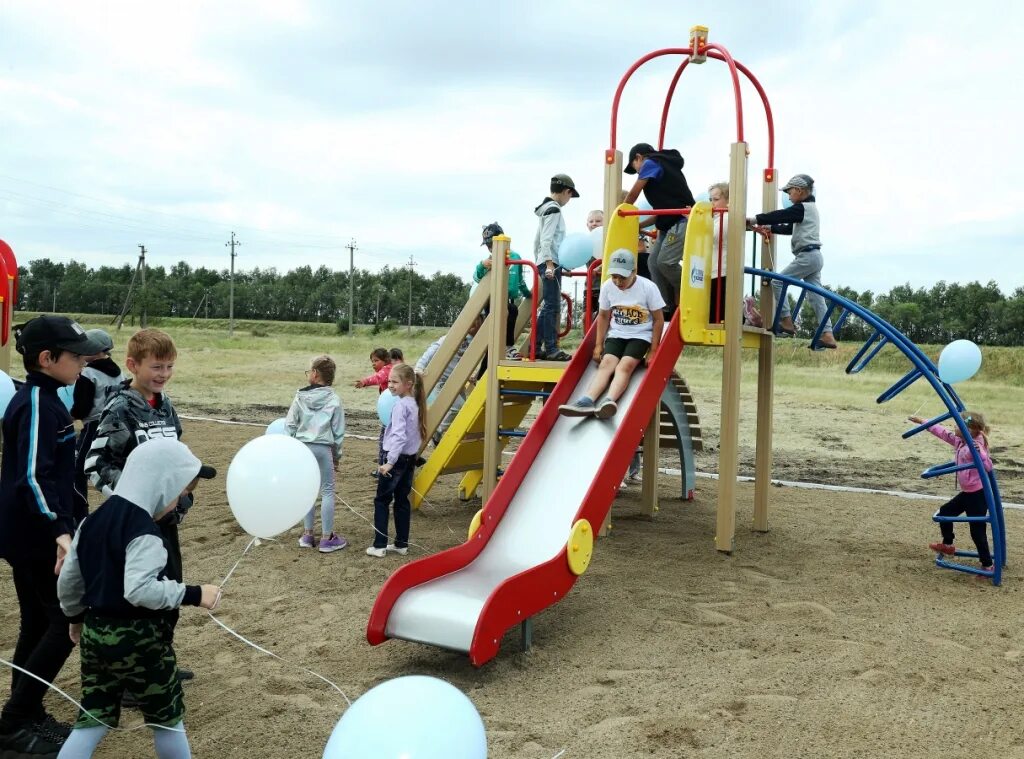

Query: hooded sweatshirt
57,438,206,621
926,425,993,492
285,384,345,459
533,198,565,266
69,357,125,423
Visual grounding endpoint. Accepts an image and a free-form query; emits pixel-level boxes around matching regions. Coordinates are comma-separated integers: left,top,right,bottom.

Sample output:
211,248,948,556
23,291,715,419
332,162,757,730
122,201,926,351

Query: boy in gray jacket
57,438,220,758
532,173,579,361
286,355,346,552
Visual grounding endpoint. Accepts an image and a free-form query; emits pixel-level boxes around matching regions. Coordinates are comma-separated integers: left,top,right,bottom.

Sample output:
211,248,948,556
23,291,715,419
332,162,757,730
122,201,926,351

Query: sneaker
928,542,956,556
505,347,523,360
547,350,572,361
177,668,194,682
32,714,71,742
619,477,628,489
365,546,387,558
0,724,64,755
979,564,994,574
386,544,409,556
318,534,348,553
298,534,316,549
627,471,643,484
559,397,596,417
595,398,618,419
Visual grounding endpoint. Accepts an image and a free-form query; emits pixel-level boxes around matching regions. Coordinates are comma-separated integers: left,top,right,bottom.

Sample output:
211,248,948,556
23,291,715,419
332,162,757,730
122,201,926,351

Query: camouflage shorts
76,615,184,728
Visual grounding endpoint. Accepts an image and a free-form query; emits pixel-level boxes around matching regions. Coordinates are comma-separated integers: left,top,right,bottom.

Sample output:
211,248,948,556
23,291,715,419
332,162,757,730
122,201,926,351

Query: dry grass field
2,316,1023,757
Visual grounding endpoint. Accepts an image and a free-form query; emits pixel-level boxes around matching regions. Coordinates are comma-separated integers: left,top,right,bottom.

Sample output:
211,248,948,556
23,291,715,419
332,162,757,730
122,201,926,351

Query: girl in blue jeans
286,355,347,553
367,364,426,558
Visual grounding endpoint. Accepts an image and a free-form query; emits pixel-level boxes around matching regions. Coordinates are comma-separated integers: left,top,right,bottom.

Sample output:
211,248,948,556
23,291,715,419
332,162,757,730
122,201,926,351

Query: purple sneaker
318,534,348,553
298,534,316,549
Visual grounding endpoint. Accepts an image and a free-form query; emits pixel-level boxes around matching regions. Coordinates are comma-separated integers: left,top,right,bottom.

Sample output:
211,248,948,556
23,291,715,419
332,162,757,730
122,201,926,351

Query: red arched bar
701,43,744,144
658,52,776,167
609,48,690,150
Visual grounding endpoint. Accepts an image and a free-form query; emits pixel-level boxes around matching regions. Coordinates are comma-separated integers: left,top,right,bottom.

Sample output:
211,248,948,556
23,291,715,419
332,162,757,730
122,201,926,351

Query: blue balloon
322,676,486,759
377,391,397,426
57,385,74,411
938,339,982,384
0,370,15,418
265,417,288,435
557,232,594,270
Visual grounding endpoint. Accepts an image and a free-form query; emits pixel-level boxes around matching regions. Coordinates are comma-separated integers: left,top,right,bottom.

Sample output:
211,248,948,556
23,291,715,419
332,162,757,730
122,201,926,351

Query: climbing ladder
749,266,1007,585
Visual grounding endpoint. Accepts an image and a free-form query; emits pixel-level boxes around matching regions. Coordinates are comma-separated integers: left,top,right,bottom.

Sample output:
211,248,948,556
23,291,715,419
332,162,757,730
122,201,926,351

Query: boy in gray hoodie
56,438,220,758
286,355,346,552
532,173,579,361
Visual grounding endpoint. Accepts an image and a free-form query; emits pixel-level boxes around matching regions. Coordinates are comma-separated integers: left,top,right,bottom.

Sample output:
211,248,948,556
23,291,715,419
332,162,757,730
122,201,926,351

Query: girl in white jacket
286,355,347,553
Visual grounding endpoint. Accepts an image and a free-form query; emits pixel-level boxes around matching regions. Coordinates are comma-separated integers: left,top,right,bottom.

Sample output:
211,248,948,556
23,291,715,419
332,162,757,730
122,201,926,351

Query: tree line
14,258,1024,345
16,258,470,329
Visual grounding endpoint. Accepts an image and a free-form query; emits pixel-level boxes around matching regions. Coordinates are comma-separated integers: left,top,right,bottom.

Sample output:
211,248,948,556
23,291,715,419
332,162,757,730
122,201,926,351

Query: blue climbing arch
747,267,1007,586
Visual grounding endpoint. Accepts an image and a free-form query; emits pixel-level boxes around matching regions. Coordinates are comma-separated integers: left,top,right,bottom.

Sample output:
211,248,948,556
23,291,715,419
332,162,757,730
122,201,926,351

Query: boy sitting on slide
559,249,664,420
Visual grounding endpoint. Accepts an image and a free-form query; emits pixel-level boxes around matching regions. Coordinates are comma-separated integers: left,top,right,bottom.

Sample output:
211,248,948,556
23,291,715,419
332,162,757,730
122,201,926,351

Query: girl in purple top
366,364,426,558
909,411,994,573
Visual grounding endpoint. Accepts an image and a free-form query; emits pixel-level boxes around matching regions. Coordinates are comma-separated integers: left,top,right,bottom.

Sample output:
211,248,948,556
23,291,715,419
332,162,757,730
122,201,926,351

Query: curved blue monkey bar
744,267,1006,585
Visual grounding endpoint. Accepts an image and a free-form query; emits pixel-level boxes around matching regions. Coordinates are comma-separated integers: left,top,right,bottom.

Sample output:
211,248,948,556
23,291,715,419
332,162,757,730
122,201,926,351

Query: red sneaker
928,542,956,556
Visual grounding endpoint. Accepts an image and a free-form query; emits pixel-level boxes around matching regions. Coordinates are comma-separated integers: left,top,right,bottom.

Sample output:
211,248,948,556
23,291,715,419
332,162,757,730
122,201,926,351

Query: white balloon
0,370,15,418
226,435,320,538
590,226,604,260
323,676,487,759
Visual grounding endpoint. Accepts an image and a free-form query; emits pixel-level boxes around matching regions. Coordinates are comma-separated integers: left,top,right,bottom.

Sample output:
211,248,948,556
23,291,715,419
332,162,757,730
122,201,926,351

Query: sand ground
3,411,1023,758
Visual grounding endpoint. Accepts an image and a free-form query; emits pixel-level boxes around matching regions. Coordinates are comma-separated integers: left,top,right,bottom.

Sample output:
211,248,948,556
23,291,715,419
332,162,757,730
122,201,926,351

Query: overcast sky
2,1,1022,295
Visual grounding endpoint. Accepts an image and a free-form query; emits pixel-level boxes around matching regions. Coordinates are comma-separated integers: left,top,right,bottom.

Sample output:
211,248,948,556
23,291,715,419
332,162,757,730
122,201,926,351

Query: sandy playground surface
3,410,1023,758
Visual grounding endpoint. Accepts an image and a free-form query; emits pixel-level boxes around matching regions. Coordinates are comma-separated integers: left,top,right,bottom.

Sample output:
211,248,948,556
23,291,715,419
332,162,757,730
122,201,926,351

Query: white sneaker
627,472,642,484
386,544,409,556
619,478,629,489
365,546,387,558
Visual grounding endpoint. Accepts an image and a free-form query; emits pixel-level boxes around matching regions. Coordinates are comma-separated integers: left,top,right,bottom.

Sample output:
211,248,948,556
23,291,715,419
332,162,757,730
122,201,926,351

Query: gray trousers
648,219,687,307
303,443,336,535
772,248,832,333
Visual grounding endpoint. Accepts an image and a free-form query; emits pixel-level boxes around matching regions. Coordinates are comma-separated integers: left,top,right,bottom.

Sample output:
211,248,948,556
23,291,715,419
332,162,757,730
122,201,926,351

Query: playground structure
0,240,17,376
367,26,1006,666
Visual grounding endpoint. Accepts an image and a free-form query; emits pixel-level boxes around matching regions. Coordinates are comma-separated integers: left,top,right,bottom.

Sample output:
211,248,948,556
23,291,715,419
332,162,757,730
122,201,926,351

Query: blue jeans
373,453,415,549
537,269,562,354
303,443,336,535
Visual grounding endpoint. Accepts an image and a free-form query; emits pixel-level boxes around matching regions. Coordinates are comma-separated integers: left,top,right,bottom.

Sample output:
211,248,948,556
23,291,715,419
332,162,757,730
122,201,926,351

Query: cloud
0,0,1022,300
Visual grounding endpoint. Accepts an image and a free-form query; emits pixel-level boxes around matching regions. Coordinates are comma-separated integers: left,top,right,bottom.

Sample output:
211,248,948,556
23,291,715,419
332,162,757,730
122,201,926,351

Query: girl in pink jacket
353,348,392,393
909,411,994,573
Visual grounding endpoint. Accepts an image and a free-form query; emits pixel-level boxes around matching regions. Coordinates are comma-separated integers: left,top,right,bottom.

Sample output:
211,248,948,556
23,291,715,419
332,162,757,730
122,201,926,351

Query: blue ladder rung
832,309,851,336
498,428,527,438
952,549,980,558
877,368,922,403
932,513,991,523
846,331,888,374
501,389,551,398
792,289,808,320
902,411,954,439
922,461,974,479
935,558,997,583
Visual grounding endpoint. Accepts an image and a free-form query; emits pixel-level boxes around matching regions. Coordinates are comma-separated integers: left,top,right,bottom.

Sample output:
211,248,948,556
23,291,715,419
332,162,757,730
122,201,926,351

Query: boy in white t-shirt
559,249,665,419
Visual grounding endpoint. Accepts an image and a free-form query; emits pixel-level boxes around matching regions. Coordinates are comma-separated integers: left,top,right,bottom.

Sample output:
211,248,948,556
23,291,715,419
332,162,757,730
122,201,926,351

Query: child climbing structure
368,25,1005,667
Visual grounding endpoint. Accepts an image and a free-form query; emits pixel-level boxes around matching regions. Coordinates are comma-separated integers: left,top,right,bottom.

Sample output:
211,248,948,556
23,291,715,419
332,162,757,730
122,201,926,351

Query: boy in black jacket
0,316,106,756
623,142,696,313
57,438,220,758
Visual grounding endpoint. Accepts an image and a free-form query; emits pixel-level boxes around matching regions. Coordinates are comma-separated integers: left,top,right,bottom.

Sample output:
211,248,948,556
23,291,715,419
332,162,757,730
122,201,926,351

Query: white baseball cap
607,248,635,277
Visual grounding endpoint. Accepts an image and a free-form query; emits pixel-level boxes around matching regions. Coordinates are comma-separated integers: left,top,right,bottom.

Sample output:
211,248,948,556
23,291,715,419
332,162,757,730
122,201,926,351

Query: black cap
16,315,108,357
196,464,217,480
481,222,503,247
623,142,656,174
551,173,580,198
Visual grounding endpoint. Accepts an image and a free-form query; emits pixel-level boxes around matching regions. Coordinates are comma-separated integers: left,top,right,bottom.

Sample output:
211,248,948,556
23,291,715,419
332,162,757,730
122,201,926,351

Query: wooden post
715,142,748,554
481,235,511,503
753,169,778,532
602,148,623,268
641,405,660,517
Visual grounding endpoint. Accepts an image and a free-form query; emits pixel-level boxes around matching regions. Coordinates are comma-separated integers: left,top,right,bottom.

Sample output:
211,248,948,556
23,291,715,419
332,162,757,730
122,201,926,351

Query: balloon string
910,397,929,419
337,494,436,554
208,538,352,706
0,657,184,733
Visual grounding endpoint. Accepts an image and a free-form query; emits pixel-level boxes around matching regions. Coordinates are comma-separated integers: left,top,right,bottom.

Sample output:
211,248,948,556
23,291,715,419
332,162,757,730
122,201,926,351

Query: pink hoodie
926,424,993,492
357,363,392,394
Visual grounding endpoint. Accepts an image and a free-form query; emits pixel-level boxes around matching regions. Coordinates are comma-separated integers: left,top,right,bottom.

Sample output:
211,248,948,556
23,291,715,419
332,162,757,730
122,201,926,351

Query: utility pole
205,289,210,320
227,232,240,336
346,238,357,334
406,254,417,334
138,244,147,328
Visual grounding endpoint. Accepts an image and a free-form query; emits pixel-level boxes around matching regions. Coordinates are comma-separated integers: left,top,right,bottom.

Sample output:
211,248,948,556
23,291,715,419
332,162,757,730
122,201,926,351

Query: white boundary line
180,413,1023,511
